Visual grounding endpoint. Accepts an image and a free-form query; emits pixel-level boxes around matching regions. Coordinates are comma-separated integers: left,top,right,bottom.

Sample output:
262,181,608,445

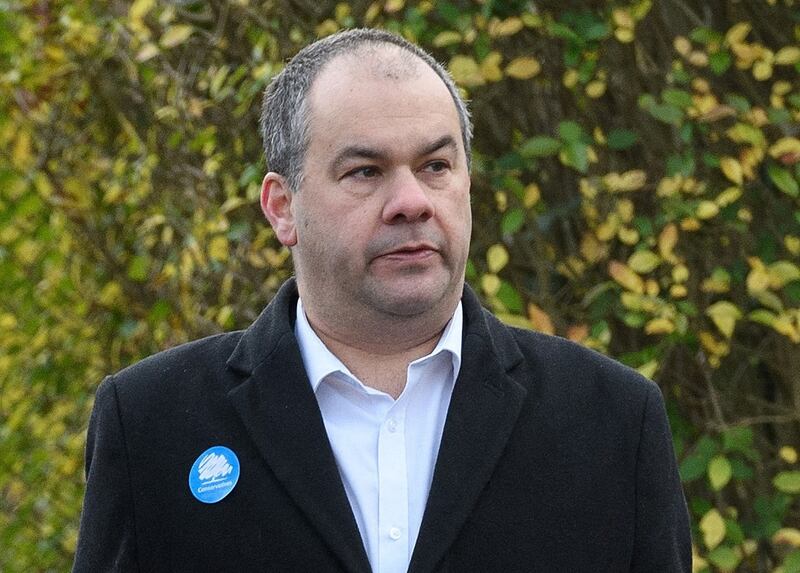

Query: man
74,28,691,572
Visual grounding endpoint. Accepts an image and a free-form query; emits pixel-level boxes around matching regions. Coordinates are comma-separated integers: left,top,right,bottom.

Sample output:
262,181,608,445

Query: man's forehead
312,43,426,90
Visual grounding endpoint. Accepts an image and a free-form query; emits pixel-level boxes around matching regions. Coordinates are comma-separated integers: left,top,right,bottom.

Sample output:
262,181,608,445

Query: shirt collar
294,298,463,394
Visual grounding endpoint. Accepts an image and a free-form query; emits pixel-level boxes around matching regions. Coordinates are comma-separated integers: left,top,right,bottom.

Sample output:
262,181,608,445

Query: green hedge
1,0,799,570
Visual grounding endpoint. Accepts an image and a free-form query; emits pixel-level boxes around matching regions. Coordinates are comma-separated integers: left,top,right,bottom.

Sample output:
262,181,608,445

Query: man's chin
364,278,458,318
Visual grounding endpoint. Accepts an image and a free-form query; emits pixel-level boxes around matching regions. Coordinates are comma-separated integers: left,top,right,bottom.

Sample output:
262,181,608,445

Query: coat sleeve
73,376,140,572
630,382,692,572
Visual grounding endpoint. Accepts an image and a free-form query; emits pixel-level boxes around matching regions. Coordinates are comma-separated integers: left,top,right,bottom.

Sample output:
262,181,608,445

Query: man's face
267,47,472,326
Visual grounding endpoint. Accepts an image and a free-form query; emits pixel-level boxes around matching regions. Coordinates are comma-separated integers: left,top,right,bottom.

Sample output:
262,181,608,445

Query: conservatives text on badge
189,445,240,503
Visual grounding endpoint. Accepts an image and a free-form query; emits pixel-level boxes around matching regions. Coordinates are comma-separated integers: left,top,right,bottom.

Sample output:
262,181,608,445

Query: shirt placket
377,400,409,573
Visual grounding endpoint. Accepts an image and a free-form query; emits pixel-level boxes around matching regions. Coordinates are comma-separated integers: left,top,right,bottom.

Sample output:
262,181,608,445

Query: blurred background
1,0,799,570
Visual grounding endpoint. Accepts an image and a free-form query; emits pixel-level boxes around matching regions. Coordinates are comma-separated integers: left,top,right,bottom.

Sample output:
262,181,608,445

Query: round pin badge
188,445,240,504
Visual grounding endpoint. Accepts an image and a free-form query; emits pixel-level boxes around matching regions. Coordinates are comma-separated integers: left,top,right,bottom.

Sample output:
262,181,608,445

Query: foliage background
1,0,799,570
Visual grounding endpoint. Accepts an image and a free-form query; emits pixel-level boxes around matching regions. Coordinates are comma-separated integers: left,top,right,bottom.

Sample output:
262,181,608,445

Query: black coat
74,279,691,572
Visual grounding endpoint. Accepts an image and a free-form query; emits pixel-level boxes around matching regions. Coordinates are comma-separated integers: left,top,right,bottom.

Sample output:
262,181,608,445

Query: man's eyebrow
329,146,387,176
418,135,458,157
328,135,460,176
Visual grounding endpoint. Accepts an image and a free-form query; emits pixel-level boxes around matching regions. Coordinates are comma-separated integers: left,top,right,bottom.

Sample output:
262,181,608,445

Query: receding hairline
309,41,429,94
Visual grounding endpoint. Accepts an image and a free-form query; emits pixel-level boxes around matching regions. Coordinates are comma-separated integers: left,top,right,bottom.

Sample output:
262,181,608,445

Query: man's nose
381,170,435,223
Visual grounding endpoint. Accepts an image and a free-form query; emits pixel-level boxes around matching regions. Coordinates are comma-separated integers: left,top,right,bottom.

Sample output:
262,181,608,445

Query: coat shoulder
107,330,245,403
489,312,659,405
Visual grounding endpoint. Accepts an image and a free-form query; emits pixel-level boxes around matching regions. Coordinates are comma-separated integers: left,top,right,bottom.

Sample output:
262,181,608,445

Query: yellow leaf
637,360,659,379
98,281,123,307
775,46,800,65
432,31,461,48
628,250,661,274
670,284,687,298
769,137,800,159
505,57,541,80
384,0,405,13
160,25,194,48
208,235,229,262
527,303,555,334
449,55,484,87
715,186,742,207
780,447,799,464
490,17,524,37
609,261,645,294
672,264,690,283
767,261,800,289
746,258,770,293
645,318,674,335
563,68,579,88
11,131,32,170
772,314,800,342
725,22,751,46
486,244,509,273
673,36,691,56
752,60,772,81
523,183,540,208
567,324,589,342
688,51,708,67
706,300,742,338
700,508,726,550
135,43,159,62
786,235,800,256
604,170,647,192
480,51,503,82
129,0,156,22
585,80,606,98
658,224,678,261
773,528,800,547
696,200,719,220
719,156,743,185
481,273,501,296
614,27,634,43
692,544,709,572
0,313,18,329
617,199,634,222
618,227,639,245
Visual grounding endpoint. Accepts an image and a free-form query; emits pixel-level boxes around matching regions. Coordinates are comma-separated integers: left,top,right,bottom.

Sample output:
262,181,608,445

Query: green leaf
707,545,741,570
708,455,733,490
557,120,585,143
648,103,684,126
496,280,524,313
709,51,732,75
520,136,561,157
768,163,799,197
783,549,800,573
662,88,693,109
501,208,525,235
607,129,639,150
562,141,589,173
774,471,800,494
680,453,708,482
127,255,149,281
722,426,754,455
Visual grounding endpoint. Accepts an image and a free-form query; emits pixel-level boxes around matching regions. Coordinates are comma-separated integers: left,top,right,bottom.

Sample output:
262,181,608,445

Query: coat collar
226,279,529,573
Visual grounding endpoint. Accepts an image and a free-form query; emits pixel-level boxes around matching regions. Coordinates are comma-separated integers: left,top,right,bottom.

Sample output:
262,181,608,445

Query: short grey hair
260,28,472,192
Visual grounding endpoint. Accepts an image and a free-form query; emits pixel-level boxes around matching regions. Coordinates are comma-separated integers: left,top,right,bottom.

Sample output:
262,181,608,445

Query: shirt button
387,419,398,433
389,527,402,540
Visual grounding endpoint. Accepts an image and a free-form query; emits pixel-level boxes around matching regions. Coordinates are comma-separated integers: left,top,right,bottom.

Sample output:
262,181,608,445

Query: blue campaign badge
188,445,240,504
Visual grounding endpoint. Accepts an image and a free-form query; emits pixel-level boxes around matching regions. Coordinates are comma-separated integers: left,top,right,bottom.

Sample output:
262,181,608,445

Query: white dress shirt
295,299,463,573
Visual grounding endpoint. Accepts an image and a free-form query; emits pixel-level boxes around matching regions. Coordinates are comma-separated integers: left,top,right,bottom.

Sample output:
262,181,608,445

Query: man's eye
423,161,449,173
346,166,380,179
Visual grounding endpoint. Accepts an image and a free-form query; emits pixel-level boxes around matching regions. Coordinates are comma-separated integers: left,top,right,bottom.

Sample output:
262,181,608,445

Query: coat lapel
225,280,371,573
409,287,529,573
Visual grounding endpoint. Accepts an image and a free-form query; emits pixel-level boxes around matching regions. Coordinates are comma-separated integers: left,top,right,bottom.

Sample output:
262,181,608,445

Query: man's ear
261,173,297,247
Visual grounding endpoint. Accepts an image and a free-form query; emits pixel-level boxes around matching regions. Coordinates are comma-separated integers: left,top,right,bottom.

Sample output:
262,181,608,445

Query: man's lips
374,243,439,262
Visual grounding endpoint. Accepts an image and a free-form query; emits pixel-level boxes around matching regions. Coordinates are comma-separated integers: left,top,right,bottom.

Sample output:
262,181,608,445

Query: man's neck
305,315,444,399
